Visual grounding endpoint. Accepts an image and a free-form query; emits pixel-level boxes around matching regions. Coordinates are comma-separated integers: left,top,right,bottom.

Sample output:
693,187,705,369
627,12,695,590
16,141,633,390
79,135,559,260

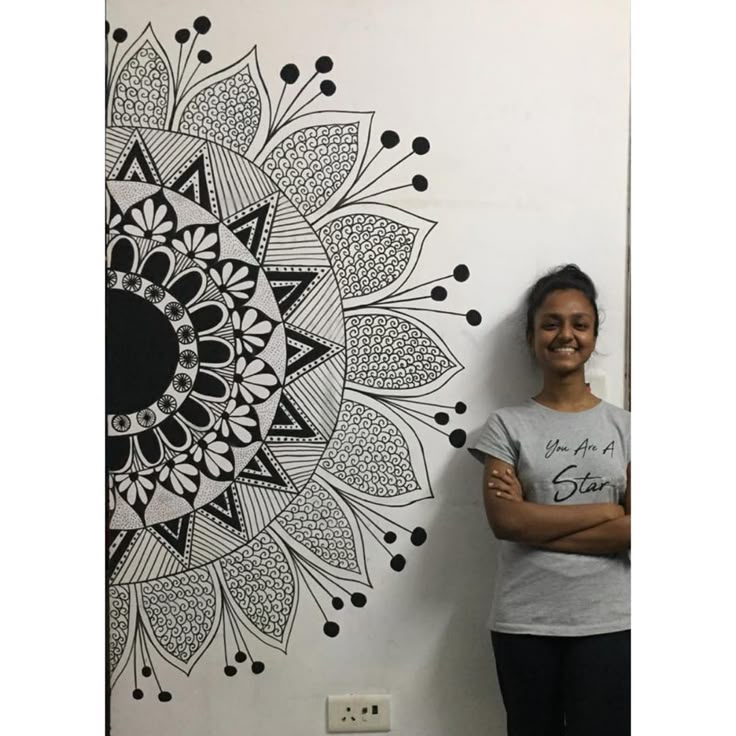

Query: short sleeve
467,412,518,466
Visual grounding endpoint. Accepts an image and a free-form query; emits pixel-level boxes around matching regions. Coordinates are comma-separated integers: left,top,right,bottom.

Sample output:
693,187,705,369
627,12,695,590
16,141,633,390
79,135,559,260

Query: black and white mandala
106,16,480,701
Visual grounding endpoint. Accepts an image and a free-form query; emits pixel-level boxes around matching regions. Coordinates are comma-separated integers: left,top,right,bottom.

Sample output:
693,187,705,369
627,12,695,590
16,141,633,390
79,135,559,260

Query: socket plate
326,693,391,733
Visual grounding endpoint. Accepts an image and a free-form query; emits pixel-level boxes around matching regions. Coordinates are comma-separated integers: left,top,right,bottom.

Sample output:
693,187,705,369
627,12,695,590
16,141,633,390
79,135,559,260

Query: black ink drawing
106,16,481,701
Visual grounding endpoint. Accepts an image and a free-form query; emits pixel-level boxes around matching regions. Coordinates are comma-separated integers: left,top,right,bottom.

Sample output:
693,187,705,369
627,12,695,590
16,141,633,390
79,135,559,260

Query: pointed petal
173,46,270,158
138,567,221,674
108,24,174,128
316,203,435,305
345,309,462,396
317,391,432,506
271,478,369,585
256,111,373,222
217,531,297,651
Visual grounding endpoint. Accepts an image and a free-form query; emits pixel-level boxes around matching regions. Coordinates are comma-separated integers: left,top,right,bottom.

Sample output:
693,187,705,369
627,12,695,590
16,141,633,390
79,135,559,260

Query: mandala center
106,289,179,414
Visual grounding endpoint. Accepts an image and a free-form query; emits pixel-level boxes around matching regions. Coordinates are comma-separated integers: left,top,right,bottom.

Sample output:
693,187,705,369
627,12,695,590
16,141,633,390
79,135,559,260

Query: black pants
491,630,630,736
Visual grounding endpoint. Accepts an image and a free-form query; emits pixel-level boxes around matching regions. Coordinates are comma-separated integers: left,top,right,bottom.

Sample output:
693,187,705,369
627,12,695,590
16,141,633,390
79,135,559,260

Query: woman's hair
525,264,599,340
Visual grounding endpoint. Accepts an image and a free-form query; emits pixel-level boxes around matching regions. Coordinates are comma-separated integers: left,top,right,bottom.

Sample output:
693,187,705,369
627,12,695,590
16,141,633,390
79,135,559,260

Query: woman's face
529,289,597,376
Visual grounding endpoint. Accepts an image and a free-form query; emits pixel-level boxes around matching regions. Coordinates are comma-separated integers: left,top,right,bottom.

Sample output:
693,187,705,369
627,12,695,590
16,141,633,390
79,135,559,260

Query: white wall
108,1,629,733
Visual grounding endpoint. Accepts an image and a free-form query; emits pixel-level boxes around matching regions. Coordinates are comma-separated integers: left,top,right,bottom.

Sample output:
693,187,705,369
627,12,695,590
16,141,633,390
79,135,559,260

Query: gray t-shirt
469,399,630,636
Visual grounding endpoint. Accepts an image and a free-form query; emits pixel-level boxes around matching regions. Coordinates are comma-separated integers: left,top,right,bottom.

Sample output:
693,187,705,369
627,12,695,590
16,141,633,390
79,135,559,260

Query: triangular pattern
112,530,185,584
264,266,328,319
199,485,244,532
107,529,141,579
285,325,344,382
235,483,297,539
262,194,328,266
238,445,298,492
223,192,278,261
208,143,276,218
267,391,323,442
164,145,219,216
109,132,161,184
188,512,249,568
149,514,193,564
268,442,327,488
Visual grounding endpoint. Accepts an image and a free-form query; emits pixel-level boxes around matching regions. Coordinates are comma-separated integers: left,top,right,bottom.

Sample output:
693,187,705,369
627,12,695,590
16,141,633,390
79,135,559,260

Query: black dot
411,527,428,546
141,666,152,678
351,593,367,608
466,309,482,326
112,28,128,43
132,689,143,700
315,55,334,73
455,401,467,414
412,137,430,155
453,264,470,282
280,63,300,84
380,130,400,149
251,661,265,674
198,49,212,64
193,16,211,34
390,554,406,572
412,175,428,192
431,286,447,301
224,665,237,677
449,429,467,448
158,691,172,702
320,80,336,96
324,621,340,637
332,596,345,610
383,531,397,544
175,28,190,44
106,21,110,34
234,651,247,663
434,412,449,426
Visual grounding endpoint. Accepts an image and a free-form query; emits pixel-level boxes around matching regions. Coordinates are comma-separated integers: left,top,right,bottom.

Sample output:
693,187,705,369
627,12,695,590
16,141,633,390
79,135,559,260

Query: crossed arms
482,457,631,555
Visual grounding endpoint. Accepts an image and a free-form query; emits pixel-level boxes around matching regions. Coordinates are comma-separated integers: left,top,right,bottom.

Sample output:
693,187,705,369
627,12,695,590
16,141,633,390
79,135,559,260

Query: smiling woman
469,264,631,736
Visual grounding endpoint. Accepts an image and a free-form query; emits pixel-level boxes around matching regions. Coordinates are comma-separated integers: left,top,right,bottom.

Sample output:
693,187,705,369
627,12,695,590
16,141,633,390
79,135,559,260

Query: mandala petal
217,531,297,651
190,301,229,335
109,24,174,129
106,235,139,273
167,268,206,306
137,567,221,674
193,369,230,402
256,111,372,222
173,46,270,158
271,478,369,585
109,584,136,687
198,336,235,368
345,309,462,396
317,391,431,507
315,203,435,305
139,247,175,286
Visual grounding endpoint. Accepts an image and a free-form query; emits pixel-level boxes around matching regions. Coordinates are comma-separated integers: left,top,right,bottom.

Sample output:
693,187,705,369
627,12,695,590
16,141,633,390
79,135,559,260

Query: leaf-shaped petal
137,567,220,673
174,46,270,159
317,391,432,507
217,531,297,651
256,111,372,222
271,478,369,585
109,24,174,129
109,584,136,687
345,309,462,396
315,203,434,305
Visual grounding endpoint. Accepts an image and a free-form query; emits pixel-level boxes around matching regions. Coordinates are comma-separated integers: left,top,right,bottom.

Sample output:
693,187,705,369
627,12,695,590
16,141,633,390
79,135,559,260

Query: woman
470,264,630,736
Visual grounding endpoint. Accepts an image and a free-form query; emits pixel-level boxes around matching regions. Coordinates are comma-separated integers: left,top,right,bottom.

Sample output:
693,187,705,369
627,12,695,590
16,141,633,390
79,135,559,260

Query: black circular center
106,288,181,415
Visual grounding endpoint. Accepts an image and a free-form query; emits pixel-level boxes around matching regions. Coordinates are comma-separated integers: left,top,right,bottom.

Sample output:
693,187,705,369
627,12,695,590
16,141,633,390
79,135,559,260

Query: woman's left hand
488,468,524,503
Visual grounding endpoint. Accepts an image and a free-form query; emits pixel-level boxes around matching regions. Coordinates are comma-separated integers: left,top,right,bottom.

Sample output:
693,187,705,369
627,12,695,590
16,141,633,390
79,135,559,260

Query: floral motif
172,226,219,269
123,198,174,242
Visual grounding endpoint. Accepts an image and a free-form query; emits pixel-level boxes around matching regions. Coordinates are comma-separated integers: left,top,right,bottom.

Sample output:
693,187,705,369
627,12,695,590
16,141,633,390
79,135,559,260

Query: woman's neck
534,373,600,411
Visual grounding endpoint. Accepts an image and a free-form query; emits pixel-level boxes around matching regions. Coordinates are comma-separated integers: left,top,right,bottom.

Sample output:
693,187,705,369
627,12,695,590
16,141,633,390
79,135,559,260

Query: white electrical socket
326,693,391,733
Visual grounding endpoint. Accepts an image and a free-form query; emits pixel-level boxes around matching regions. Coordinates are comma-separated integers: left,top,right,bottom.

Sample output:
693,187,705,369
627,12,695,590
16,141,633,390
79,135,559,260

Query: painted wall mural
106,14,480,702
